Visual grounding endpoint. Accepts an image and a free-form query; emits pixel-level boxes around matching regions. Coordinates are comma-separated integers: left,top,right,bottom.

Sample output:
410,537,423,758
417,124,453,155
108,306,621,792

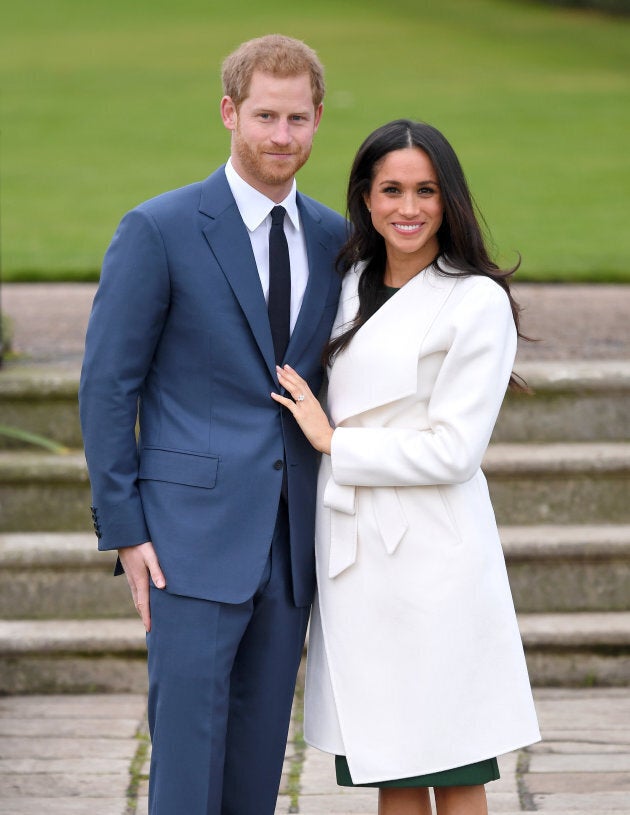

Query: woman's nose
399,193,419,217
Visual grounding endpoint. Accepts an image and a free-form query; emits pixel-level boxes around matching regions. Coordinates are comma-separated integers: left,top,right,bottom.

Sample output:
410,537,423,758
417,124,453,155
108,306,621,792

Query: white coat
304,260,540,784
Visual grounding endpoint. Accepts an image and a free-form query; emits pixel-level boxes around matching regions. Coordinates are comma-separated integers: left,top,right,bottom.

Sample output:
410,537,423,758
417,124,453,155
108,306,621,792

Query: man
79,34,346,814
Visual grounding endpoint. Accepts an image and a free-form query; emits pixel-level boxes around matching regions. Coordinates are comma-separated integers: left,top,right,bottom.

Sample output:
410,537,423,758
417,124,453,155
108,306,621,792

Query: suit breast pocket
138,447,219,489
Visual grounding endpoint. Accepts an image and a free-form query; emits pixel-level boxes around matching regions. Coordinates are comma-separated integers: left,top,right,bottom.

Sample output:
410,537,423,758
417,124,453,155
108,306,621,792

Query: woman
271,120,540,815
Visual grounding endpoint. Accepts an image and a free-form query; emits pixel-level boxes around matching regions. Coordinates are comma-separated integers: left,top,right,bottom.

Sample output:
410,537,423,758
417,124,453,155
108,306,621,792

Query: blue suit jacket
79,166,346,606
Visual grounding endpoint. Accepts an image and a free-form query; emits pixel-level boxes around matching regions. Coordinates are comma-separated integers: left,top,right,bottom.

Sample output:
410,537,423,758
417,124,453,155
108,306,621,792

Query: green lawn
1,0,629,281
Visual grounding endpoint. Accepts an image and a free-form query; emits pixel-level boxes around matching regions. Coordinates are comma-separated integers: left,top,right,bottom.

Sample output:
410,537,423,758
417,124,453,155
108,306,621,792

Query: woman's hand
271,365,334,455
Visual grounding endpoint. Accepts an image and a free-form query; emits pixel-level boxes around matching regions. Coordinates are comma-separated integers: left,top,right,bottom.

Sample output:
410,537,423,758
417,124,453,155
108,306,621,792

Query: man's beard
232,128,312,188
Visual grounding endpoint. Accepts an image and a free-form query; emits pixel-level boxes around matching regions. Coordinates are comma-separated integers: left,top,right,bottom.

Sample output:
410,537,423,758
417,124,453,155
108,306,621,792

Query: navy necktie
268,205,291,363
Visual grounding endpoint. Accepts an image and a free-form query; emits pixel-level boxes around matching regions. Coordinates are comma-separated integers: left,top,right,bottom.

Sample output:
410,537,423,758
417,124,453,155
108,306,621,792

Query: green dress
334,284,500,790
335,754,500,788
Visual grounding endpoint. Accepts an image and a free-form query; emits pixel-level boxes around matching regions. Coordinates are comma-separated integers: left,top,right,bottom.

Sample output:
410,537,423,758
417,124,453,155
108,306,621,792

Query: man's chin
261,159,303,185
263,171,299,187
233,145,311,190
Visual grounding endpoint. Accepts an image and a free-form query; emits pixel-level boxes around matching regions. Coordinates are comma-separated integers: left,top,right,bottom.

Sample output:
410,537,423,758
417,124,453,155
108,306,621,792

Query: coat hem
344,730,542,786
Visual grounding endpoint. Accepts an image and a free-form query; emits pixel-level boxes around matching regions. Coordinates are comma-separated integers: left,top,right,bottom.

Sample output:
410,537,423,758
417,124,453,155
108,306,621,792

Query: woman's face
363,147,443,270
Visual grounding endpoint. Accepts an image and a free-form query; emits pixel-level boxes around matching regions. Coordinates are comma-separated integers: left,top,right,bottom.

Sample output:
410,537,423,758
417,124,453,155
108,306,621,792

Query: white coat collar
323,258,460,578
328,260,459,426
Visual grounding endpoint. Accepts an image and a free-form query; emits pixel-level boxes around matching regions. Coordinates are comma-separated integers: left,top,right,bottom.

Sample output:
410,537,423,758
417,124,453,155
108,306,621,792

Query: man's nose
271,120,292,146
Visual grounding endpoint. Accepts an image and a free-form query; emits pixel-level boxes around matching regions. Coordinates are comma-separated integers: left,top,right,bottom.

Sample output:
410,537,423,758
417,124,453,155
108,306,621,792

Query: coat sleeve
330,280,517,487
79,208,171,550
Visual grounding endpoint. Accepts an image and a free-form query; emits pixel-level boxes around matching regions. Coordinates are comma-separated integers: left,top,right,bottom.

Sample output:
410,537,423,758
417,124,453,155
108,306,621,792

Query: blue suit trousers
146,501,309,814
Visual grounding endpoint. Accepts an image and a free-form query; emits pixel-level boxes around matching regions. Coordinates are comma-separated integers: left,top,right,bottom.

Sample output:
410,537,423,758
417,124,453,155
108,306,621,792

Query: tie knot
270,205,286,227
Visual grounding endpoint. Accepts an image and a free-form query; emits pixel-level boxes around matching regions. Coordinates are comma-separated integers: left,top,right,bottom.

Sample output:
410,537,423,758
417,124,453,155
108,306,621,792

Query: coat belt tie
323,478,409,578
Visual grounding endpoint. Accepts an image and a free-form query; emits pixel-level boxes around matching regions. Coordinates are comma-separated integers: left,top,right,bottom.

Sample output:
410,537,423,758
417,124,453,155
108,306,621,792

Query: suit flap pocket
138,448,218,489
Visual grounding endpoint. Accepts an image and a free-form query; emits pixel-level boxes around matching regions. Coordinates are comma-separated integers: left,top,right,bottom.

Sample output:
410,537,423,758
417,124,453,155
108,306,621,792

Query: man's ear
313,103,323,133
220,96,238,131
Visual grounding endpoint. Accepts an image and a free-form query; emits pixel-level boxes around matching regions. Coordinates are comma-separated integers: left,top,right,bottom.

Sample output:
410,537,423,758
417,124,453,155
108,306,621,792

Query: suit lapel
199,169,277,381
285,194,336,364
200,172,338,380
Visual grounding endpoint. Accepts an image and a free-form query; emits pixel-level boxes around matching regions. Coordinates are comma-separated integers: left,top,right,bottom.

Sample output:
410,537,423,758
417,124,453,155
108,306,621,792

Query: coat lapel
199,169,277,381
328,264,459,425
325,262,460,577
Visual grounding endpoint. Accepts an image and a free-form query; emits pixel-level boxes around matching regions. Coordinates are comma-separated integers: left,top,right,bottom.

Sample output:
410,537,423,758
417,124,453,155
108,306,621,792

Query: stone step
0,366,83,450
2,443,630,531
0,451,91,532
0,533,134,619
519,612,630,687
0,613,628,693
2,527,629,619
1,361,629,451
0,618,147,694
503,525,630,613
493,361,630,443
485,442,630,525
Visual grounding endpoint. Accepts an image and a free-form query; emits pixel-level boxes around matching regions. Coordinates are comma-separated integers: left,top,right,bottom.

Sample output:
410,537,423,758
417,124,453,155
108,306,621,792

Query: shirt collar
225,158,300,233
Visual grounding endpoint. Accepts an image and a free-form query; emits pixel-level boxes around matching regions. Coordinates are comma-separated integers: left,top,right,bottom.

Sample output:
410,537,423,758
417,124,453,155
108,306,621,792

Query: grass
1,0,629,281
286,664,307,812
0,425,69,453
126,720,151,814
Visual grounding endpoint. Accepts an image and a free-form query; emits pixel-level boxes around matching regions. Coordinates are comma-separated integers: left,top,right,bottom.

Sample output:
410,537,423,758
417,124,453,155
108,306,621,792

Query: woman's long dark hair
326,120,527,390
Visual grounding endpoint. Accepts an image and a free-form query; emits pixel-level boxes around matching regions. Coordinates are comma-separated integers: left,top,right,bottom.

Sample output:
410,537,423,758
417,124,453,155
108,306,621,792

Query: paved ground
1,687,629,814
1,281,630,813
2,281,630,367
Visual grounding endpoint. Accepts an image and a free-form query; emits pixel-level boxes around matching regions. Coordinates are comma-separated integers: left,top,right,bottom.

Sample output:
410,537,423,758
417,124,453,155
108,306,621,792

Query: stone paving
0,694,145,814
1,687,629,813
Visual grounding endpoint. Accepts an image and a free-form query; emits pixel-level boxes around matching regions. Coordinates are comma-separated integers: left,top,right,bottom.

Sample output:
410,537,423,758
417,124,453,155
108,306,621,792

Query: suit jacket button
273,459,284,470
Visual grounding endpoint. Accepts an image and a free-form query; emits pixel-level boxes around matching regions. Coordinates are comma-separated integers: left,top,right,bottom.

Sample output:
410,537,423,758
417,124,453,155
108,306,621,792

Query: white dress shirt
224,158,309,334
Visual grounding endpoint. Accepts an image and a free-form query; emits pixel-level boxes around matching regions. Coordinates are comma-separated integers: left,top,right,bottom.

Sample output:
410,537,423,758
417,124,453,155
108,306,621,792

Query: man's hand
118,541,166,632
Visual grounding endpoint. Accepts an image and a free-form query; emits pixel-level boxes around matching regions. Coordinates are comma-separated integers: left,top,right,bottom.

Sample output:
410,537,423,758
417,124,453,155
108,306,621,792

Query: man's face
221,70,323,200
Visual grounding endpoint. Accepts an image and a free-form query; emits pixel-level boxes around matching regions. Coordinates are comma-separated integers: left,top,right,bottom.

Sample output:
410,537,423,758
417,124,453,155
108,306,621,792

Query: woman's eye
419,186,436,195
